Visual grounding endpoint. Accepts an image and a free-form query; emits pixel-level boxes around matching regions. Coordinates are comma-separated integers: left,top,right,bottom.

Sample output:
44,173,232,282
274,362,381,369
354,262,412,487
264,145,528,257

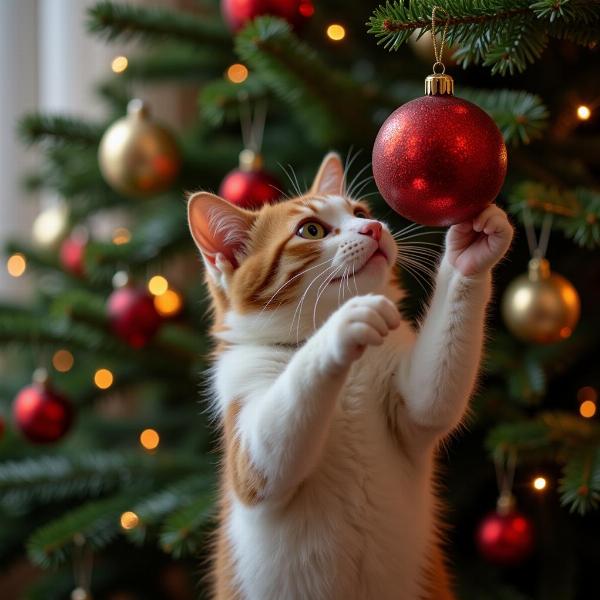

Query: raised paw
325,294,401,366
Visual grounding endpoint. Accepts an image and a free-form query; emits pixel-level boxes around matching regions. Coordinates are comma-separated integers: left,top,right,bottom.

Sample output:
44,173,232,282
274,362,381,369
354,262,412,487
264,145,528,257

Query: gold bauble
32,201,70,249
98,99,181,198
502,258,580,344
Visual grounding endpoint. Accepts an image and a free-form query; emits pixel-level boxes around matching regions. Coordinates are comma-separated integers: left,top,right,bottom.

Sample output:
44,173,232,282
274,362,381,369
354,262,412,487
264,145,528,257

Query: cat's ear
310,152,344,196
187,192,256,275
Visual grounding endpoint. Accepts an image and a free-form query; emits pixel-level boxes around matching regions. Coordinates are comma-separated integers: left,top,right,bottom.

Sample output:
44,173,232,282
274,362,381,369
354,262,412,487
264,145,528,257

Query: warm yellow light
52,349,74,373
111,56,129,74
6,253,27,277
580,400,597,418
94,368,114,390
140,428,160,451
154,289,183,317
112,227,131,245
577,105,591,121
533,476,547,491
148,275,169,296
227,63,249,84
120,511,139,530
326,24,346,41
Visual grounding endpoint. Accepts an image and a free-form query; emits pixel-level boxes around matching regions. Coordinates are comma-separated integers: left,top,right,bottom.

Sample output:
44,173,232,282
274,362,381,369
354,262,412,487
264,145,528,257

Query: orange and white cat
187,153,513,600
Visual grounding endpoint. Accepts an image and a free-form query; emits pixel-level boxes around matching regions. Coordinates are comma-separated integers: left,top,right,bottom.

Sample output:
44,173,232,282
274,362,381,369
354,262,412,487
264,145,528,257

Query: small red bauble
476,509,534,566
372,74,507,227
60,233,87,277
219,151,281,210
221,0,314,32
107,283,162,348
13,372,73,444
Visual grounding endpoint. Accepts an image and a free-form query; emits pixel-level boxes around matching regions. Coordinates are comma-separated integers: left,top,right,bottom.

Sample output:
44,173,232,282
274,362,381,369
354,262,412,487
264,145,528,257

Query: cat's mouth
331,247,388,281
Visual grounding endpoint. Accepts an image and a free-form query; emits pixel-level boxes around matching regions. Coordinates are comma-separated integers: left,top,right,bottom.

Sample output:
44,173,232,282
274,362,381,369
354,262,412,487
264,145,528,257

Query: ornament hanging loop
432,61,446,75
431,6,450,73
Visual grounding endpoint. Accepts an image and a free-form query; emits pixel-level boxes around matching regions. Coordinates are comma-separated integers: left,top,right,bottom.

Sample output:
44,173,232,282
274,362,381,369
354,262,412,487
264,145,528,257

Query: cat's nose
359,221,382,241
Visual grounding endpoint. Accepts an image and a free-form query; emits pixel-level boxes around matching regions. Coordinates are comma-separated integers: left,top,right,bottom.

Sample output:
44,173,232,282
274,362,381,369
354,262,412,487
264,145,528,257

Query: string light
111,56,128,74
326,24,346,41
120,511,139,530
227,63,249,84
112,227,131,245
154,289,183,317
580,400,597,418
52,349,74,373
533,476,547,491
94,368,114,390
578,387,597,418
148,275,168,296
6,253,27,277
576,105,591,121
140,428,160,451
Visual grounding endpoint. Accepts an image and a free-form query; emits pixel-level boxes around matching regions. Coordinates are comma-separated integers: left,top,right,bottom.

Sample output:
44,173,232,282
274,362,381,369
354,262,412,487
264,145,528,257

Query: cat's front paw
323,295,401,367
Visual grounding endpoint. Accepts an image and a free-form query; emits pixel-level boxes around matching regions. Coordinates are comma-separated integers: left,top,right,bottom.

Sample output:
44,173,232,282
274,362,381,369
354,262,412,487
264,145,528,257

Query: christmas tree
1,1,600,598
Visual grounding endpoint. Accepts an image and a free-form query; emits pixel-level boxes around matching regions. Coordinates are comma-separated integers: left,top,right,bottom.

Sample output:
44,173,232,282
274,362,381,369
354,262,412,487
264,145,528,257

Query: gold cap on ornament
425,69,454,96
239,149,263,172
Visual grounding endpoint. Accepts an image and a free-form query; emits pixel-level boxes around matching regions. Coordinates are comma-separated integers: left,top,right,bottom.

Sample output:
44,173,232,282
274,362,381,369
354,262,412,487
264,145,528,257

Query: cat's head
188,153,400,344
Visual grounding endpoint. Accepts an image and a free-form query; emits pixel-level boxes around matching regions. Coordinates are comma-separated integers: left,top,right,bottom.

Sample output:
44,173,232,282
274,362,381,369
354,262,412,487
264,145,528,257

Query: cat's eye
297,221,327,240
354,209,369,219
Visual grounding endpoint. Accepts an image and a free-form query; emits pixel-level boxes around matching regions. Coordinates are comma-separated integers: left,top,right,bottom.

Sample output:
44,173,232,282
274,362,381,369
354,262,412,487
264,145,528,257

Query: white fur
209,210,492,599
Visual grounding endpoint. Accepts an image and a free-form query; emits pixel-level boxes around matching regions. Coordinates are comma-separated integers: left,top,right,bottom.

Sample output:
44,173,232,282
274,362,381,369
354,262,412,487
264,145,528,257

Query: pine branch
367,0,600,74
18,114,105,147
0,453,143,509
159,490,215,558
123,44,228,83
235,17,375,145
87,0,229,47
26,492,142,568
199,76,270,128
508,182,600,248
560,447,600,514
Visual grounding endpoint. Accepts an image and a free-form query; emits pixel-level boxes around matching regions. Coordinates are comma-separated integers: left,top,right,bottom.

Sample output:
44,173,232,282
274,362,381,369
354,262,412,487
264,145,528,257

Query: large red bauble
107,286,162,348
60,235,87,277
476,509,534,566
372,95,507,226
13,382,73,444
221,0,314,32
219,168,281,210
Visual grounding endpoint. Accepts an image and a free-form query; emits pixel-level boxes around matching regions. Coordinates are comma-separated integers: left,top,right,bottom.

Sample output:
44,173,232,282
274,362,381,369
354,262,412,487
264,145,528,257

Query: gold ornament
502,258,580,344
32,201,70,249
98,99,181,198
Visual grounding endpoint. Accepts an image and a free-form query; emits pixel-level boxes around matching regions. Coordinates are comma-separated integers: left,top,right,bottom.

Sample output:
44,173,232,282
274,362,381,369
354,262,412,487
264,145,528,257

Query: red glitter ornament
219,150,281,210
59,229,88,277
221,0,314,32
107,276,162,348
372,72,507,227
13,370,73,444
476,504,534,566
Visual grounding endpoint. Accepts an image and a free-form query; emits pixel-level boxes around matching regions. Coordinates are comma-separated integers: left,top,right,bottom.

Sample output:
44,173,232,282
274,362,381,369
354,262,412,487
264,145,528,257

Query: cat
187,152,513,600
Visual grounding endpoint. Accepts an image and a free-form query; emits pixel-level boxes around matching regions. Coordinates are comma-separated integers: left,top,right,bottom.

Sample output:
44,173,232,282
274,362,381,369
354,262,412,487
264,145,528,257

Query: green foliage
26,493,140,568
508,182,600,248
560,447,600,514
18,114,105,147
235,17,375,145
368,0,600,75
87,0,229,47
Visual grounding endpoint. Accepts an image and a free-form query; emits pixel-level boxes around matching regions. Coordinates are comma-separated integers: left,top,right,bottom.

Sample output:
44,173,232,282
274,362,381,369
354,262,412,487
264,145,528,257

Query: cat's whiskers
256,256,337,322
312,264,346,329
290,263,340,342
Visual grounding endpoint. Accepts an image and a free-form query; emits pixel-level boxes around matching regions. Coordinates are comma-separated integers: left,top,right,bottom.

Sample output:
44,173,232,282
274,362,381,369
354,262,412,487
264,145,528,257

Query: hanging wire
494,447,517,498
431,6,450,73
238,92,268,153
523,208,554,259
